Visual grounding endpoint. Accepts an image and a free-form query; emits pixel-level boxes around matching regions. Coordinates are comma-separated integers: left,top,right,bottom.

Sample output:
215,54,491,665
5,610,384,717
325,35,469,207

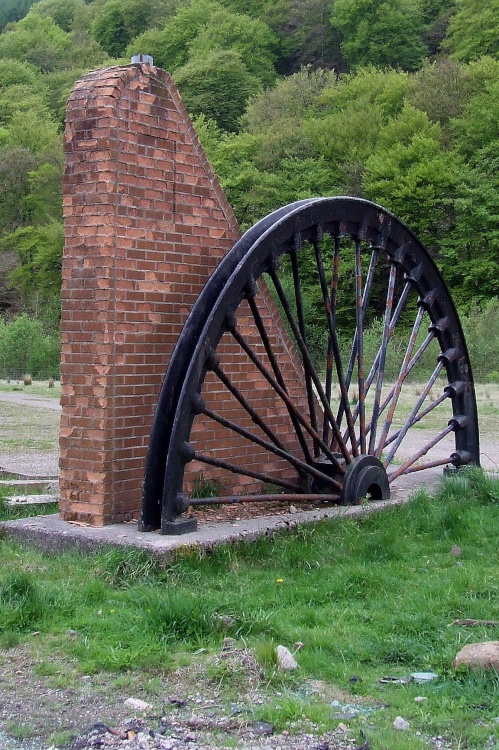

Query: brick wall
60,63,309,526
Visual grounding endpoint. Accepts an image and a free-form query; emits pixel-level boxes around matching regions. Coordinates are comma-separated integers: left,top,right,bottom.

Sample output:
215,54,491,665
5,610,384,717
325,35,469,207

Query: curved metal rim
141,197,479,531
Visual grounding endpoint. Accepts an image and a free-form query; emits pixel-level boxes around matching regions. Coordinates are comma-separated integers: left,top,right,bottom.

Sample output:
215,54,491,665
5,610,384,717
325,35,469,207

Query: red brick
60,63,306,526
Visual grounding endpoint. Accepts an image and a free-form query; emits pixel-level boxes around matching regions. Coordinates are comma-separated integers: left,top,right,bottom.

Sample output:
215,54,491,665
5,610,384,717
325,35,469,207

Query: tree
30,0,86,32
444,0,499,62
0,58,41,90
174,49,260,131
0,147,39,231
362,104,463,253
188,8,278,86
0,13,71,72
331,0,428,72
2,221,63,309
262,0,343,74
451,66,499,158
409,57,469,126
305,67,409,191
442,150,499,306
91,0,154,57
0,0,37,32
125,0,221,70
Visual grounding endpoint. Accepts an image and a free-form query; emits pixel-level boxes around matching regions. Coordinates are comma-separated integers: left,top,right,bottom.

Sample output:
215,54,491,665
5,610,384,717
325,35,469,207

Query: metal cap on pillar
131,54,154,65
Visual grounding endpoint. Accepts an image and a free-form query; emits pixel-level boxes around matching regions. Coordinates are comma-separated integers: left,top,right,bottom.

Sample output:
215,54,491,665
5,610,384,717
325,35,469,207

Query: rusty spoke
382,361,444,465
228,322,346,474
269,268,352,464
200,401,342,490
387,423,455,481
368,263,397,453
290,235,320,455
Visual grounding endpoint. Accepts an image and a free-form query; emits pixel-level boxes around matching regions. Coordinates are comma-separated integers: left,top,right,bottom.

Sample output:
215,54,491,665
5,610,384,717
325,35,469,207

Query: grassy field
1,468,499,748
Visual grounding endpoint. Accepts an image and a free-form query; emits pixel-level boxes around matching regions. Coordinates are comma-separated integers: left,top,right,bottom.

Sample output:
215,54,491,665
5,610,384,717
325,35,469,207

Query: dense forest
0,0,498,377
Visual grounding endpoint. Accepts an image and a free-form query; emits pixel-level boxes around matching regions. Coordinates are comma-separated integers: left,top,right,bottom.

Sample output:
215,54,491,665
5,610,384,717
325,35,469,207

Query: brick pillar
60,63,309,527
60,63,242,525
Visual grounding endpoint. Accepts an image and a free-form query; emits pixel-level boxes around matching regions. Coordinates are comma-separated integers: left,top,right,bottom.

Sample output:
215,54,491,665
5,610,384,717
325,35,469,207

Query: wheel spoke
269,268,352,463
354,238,366,453
384,389,450,447
191,449,303,491
200,401,342,490
337,247,379,442
361,279,413,398
374,304,427,456
188,493,340,505
389,457,453,476
323,236,341,443
387,423,454,480
211,363,292,455
290,235,320,455
382,360,444,465
228,322,346,474
311,235,358,456
368,262,397,453
246,289,313,464
344,247,379,393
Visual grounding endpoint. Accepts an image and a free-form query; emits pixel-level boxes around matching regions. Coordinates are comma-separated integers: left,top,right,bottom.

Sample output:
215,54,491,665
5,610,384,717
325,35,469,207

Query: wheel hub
340,455,390,506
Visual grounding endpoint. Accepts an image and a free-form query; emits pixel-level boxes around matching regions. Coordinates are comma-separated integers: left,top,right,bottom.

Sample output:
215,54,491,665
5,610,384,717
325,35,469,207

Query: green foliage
0,58,41,90
444,0,499,62
126,0,221,71
0,314,60,378
0,147,39,231
188,8,278,87
262,0,343,74
30,0,86,32
0,13,71,72
175,49,260,131
460,300,499,381
409,57,469,126
0,0,37,32
2,221,63,307
0,571,44,631
91,0,154,57
362,104,463,251
331,0,428,72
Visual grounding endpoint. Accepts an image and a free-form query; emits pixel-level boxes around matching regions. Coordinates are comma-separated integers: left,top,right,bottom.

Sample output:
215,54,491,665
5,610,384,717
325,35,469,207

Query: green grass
0,467,499,748
0,379,61,398
0,485,58,521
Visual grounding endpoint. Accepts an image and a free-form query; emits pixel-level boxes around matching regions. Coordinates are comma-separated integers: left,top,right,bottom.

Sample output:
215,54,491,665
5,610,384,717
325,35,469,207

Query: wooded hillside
0,0,498,375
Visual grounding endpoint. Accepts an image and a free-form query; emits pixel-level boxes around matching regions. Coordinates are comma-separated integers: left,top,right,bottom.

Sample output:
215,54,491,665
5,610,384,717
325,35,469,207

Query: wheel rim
141,197,479,531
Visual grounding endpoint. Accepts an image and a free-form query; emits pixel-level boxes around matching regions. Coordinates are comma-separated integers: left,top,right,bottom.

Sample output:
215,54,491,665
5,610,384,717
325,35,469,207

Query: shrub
0,314,60,379
461,298,499,383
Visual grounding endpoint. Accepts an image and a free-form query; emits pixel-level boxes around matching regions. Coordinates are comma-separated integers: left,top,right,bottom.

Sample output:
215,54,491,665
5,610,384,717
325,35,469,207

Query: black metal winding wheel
140,198,479,534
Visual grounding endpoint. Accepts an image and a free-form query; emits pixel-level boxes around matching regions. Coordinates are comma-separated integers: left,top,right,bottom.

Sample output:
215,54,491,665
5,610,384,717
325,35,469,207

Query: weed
257,692,332,732
49,729,76,748
0,571,44,631
6,720,36,740
191,472,223,499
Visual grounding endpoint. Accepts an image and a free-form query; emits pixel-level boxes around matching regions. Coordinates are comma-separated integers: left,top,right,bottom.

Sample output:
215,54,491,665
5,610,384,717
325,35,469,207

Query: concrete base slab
0,470,442,558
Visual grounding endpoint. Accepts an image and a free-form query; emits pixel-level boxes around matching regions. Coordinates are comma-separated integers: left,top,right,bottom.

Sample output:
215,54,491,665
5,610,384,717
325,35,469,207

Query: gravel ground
0,644,377,750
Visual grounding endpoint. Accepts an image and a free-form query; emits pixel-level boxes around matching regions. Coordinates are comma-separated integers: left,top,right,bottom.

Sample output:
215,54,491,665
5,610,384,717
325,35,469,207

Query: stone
454,641,499,669
252,721,275,736
393,716,410,730
276,645,299,669
124,698,152,712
